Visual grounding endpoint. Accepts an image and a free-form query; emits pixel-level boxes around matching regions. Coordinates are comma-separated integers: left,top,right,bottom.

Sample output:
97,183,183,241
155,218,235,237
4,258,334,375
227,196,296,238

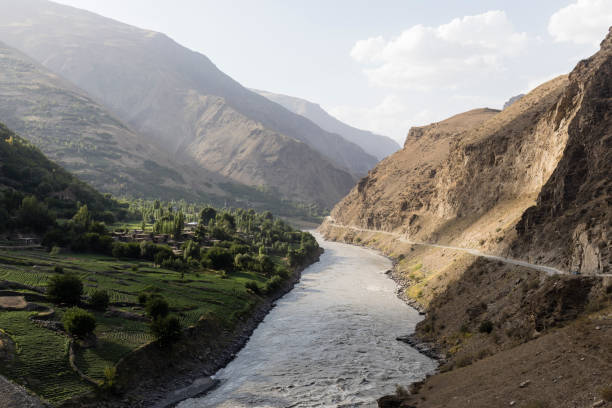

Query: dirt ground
0,295,27,310
386,312,612,408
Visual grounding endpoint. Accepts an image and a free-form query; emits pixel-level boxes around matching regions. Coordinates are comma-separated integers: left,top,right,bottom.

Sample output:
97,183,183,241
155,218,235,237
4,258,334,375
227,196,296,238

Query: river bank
59,247,323,408
178,233,435,408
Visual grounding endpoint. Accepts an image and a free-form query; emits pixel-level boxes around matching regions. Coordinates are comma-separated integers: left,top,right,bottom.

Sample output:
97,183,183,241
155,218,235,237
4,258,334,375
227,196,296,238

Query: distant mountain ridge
254,89,400,160
0,0,377,208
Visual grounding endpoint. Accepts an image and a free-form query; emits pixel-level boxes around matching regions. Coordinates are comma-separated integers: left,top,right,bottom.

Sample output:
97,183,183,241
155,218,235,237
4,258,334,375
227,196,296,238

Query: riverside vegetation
0,123,321,406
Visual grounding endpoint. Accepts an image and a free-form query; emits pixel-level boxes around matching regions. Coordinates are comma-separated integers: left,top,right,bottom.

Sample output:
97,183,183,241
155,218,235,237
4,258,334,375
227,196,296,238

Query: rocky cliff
327,30,610,274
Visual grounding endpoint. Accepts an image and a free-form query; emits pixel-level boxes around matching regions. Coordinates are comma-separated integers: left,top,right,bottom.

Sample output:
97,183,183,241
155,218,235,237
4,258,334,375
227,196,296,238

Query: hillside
254,89,400,160
0,121,120,224
0,41,227,203
321,27,612,408
0,0,377,207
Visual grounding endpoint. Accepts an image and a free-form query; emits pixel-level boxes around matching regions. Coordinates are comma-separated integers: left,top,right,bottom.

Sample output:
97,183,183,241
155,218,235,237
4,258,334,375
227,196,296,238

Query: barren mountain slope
254,89,400,160
513,28,612,274
0,0,374,207
328,75,569,251
0,41,226,202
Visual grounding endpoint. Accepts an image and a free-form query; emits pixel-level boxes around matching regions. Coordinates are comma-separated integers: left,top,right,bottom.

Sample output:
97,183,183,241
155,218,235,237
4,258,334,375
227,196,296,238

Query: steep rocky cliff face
513,29,612,275
330,72,569,252
328,30,611,274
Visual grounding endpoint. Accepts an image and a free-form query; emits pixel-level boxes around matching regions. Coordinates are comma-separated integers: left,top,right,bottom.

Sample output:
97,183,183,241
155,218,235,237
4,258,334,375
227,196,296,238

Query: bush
50,246,62,256
53,265,64,274
145,297,169,319
264,275,283,294
138,293,148,305
478,320,494,334
245,280,261,295
89,290,110,311
150,315,181,347
62,307,96,338
203,246,234,270
47,274,83,305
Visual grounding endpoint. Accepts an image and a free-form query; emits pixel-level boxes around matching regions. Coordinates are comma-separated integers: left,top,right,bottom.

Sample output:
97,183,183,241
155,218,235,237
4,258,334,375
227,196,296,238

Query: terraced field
0,248,270,405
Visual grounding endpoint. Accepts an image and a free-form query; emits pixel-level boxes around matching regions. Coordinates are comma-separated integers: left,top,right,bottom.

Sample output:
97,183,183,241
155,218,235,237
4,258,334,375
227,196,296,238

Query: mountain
254,90,400,160
502,93,525,109
321,28,612,408
0,0,378,208
0,41,228,202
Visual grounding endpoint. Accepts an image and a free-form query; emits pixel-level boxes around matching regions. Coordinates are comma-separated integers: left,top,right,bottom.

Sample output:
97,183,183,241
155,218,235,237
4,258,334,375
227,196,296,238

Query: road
323,217,567,275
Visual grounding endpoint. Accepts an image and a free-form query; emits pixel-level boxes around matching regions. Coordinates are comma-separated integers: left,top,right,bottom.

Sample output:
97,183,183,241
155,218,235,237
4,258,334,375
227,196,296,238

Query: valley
0,1,610,407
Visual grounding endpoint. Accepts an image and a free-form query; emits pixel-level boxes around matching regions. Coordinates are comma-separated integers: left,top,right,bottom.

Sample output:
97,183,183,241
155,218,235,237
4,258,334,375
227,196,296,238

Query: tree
145,297,169,319
71,204,91,231
89,290,110,311
150,315,181,347
199,206,217,225
203,246,233,270
47,274,83,305
62,307,96,338
173,211,184,239
17,195,55,232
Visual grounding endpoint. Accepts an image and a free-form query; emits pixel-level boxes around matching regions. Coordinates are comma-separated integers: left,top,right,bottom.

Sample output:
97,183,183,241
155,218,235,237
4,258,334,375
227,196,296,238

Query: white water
178,234,436,408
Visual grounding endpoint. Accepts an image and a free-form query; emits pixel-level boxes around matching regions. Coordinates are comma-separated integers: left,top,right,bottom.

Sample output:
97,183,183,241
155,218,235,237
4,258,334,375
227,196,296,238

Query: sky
54,0,612,144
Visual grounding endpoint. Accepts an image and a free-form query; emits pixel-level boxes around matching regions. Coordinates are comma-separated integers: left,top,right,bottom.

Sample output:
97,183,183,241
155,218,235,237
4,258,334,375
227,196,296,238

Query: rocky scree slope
254,89,400,160
0,0,376,207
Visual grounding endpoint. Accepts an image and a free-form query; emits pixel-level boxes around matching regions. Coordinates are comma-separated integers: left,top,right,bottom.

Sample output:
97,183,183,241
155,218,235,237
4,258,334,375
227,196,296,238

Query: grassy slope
0,247,272,405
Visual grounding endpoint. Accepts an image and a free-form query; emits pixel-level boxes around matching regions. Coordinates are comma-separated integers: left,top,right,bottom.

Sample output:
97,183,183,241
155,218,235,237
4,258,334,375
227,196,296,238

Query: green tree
145,297,169,319
62,307,96,338
47,274,83,305
17,195,55,232
150,315,181,347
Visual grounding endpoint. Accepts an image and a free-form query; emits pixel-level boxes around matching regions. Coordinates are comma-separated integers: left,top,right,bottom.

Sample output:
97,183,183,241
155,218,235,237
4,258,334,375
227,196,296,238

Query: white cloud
548,0,612,46
328,96,437,144
350,11,528,90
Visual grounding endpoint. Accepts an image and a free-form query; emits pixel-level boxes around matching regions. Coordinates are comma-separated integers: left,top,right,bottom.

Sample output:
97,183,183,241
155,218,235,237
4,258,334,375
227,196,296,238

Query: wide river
178,233,436,408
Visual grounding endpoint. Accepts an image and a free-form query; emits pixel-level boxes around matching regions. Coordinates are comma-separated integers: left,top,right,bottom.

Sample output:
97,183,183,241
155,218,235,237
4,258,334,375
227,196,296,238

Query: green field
0,248,270,405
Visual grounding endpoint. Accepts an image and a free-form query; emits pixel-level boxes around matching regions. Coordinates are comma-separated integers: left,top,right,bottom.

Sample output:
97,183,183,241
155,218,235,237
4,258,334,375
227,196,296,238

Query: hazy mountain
0,41,227,202
254,90,400,160
0,0,377,208
502,93,525,109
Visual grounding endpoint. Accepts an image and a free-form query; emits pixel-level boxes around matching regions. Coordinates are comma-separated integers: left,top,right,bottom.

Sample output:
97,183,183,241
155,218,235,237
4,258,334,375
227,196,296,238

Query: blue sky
55,0,611,143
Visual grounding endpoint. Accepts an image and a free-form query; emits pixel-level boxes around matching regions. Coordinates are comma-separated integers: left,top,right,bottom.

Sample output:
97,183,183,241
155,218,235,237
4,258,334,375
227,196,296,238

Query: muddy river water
178,233,435,408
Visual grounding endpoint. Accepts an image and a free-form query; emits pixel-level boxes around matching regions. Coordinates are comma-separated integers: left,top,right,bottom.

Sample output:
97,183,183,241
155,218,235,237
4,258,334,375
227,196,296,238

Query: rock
595,326,601,330
592,400,605,407
509,401,516,406
519,380,530,388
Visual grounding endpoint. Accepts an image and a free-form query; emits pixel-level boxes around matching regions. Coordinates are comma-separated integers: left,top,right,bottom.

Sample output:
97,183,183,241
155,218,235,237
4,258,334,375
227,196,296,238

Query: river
178,233,436,408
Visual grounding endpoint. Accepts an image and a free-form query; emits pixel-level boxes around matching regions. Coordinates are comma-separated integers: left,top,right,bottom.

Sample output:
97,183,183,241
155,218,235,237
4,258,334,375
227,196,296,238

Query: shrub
89,290,110,311
101,365,117,392
138,293,148,305
203,246,234,270
47,274,83,305
50,246,62,256
62,307,96,338
264,275,283,294
245,280,261,295
600,385,612,401
53,265,64,274
478,320,494,334
145,297,169,319
150,315,181,347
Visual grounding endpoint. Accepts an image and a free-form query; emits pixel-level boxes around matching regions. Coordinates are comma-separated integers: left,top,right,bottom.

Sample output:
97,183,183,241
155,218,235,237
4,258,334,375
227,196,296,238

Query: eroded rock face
329,28,611,274
513,28,612,274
